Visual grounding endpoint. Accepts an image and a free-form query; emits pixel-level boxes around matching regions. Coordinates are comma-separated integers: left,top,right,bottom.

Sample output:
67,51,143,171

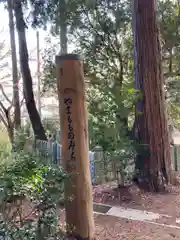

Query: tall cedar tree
133,0,174,191
13,0,47,140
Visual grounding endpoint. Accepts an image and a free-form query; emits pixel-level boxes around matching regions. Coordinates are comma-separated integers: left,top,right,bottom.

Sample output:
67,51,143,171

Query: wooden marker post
56,54,95,240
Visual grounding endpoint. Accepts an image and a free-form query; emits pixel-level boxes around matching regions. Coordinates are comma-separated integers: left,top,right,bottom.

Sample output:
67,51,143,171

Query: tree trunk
7,0,21,131
5,108,14,144
59,0,67,54
7,122,14,145
13,0,47,140
132,0,174,191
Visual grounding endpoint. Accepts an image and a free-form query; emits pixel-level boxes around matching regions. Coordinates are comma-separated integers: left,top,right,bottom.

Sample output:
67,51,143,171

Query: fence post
89,151,95,184
57,144,61,164
94,146,104,183
174,145,178,171
56,54,94,239
94,146,103,161
53,141,58,164
170,145,175,170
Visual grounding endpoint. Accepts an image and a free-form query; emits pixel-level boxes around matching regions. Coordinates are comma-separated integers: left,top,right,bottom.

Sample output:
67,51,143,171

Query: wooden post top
56,54,82,62
56,53,85,95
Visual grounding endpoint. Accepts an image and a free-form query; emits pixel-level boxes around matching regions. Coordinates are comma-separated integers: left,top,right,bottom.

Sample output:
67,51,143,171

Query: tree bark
59,0,68,54
7,0,21,131
132,0,174,191
13,0,47,140
7,115,14,145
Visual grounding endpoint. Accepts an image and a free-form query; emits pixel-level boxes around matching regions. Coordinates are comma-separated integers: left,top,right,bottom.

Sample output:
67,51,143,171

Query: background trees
0,0,180,190
39,0,180,191
0,34,22,143
0,0,47,141
7,0,21,131
158,0,180,129
41,0,180,139
0,0,180,238
14,0,47,140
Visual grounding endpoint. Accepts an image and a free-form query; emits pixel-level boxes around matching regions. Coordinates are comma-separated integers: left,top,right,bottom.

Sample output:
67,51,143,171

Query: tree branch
0,83,12,105
0,100,7,113
164,72,180,77
0,112,8,128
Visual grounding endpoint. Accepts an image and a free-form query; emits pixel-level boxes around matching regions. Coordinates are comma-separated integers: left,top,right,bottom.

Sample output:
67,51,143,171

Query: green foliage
0,144,11,164
158,0,180,129
40,0,180,131
39,0,180,185
41,0,137,179
0,150,66,239
111,136,136,185
0,128,11,160
0,127,11,145
169,103,180,129
13,127,31,151
42,118,60,140
41,36,58,94
77,1,137,180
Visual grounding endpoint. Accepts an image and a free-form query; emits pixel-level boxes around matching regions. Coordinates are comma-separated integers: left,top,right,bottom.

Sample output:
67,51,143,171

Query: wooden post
56,54,95,240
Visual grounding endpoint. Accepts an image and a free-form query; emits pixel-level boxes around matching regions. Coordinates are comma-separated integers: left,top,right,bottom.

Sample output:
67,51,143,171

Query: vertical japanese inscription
64,98,76,162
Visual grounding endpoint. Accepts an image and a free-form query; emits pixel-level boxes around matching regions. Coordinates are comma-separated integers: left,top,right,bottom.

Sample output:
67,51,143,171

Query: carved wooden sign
64,97,76,162
56,54,95,239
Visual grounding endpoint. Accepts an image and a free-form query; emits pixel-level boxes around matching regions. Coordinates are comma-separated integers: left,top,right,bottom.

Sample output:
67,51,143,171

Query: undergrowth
0,150,66,240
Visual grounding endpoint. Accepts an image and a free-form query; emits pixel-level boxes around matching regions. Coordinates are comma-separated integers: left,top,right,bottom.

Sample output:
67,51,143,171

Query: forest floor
94,214,180,239
11,174,180,239
92,175,180,239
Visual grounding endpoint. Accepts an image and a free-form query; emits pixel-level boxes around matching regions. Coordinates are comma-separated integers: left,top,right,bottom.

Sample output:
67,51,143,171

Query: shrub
110,135,136,187
0,150,66,240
